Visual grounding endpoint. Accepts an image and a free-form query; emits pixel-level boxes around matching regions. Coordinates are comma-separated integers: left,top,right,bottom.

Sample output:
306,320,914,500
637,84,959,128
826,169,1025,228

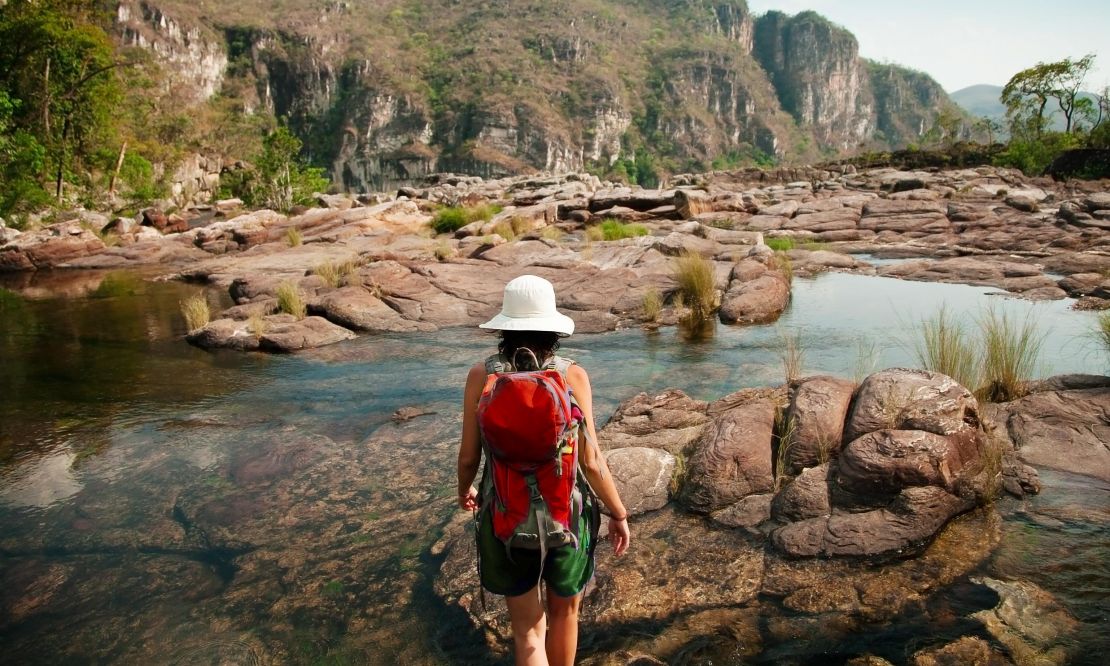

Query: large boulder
844,368,981,443
604,447,676,517
0,221,106,271
719,273,790,325
836,428,983,499
257,316,357,352
599,389,710,455
785,376,856,471
311,286,436,333
771,486,973,557
679,399,775,513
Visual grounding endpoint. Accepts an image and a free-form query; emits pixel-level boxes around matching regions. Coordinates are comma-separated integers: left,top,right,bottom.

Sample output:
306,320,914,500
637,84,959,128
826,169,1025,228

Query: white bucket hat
479,275,575,336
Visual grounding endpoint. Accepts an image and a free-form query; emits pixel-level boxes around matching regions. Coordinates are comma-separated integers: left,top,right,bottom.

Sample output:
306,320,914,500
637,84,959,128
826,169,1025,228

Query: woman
457,274,631,666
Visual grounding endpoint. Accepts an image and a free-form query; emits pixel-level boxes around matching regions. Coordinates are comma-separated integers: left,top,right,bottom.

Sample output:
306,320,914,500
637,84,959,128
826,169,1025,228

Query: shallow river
0,270,1106,664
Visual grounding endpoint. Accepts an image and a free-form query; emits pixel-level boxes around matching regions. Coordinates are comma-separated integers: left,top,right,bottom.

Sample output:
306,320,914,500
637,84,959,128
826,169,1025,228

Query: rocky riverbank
434,368,1108,664
2,165,1108,352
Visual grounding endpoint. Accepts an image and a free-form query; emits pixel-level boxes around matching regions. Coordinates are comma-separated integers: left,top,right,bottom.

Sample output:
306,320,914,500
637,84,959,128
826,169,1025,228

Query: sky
745,1,1109,93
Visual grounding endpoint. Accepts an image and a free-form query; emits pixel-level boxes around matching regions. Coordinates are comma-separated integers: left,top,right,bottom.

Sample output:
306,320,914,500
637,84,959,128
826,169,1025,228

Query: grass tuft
285,227,303,247
779,330,806,384
431,203,503,234
672,251,718,323
180,295,210,332
773,251,793,285
599,218,649,240
540,226,564,242
668,453,687,497
641,288,663,322
585,226,604,242
434,240,454,261
912,306,980,391
773,408,796,492
491,220,516,241
314,261,342,288
247,311,268,338
765,236,795,252
276,281,307,320
1098,312,1110,358
978,307,1044,402
852,337,879,383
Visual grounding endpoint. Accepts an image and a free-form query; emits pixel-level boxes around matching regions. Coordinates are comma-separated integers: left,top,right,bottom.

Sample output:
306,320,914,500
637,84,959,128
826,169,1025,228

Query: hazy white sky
745,1,1109,92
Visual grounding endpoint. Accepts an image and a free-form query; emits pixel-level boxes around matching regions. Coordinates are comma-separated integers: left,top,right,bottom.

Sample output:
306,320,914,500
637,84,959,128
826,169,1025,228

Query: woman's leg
506,587,548,666
545,585,581,666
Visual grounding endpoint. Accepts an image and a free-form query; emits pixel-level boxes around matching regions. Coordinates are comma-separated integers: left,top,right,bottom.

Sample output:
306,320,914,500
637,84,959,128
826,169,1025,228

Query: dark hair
498,330,561,370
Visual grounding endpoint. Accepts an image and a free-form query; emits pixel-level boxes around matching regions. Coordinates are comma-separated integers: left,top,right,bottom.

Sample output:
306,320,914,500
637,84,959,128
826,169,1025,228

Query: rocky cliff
115,0,967,190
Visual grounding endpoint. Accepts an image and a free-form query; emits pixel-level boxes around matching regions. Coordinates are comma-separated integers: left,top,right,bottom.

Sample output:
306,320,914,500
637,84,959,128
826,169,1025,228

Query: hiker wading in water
458,274,631,666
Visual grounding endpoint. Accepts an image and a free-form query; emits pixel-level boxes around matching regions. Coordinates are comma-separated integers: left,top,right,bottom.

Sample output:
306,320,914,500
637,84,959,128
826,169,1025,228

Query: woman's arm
457,363,486,510
566,364,631,556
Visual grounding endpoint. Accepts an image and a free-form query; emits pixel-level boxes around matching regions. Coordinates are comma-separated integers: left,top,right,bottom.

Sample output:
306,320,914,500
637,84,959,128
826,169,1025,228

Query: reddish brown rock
785,376,856,471
679,399,776,513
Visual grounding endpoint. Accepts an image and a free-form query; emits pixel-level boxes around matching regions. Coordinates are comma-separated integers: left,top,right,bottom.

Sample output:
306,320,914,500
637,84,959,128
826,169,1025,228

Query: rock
719,273,790,325
859,199,949,234
317,193,355,210
844,369,981,443
783,208,860,232
679,398,775,513
836,428,984,498
311,286,436,333
0,221,106,271
988,387,1110,482
391,406,436,422
185,317,261,351
771,486,973,557
971,577,1079,666
785,376,856,470
711,493,773,529
600,389,710,455
771,464,831,522
651,232,718,257
1004,195,1038,213
215,197,243,212
911,636,1005,666
603,447,676,517
257,316,357,352
674,189,712,219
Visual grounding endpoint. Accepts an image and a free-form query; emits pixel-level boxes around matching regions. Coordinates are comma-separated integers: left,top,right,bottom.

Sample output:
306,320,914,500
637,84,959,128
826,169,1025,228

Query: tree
975,116,1004,146
0,0,125,205
1001,54,1096,137
228,126,329,212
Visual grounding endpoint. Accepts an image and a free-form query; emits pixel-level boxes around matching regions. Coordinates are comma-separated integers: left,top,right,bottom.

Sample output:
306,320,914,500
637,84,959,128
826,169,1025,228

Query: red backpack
477,351,593,553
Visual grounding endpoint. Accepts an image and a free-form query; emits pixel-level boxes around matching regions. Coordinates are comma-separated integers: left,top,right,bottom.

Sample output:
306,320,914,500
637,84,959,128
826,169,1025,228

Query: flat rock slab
989,386,1110,482
258,316,357,352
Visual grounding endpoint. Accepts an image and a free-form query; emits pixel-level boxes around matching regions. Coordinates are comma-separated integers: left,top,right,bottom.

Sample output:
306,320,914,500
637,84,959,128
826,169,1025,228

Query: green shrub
599,218,649,240
180,294,210,332
276,281,307,319
773,251,793,285
672,251,718,322
765,237,795,252
432,207,469,233
912,306,980,390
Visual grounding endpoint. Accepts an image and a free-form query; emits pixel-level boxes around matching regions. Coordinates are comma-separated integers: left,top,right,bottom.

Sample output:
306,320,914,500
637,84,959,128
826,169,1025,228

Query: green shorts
477,503,598,598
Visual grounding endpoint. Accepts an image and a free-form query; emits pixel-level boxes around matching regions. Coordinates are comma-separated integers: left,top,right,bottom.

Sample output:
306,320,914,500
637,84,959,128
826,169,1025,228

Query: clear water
0,269,1106,664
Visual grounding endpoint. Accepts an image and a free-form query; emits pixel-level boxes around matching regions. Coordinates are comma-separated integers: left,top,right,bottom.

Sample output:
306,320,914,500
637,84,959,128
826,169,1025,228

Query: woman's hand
458,486,479,511
608,516,630,556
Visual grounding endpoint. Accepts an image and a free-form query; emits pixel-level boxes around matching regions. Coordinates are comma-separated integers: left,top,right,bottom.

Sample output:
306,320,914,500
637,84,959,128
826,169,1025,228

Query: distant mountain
950,85,1006,120
951,83,1101,132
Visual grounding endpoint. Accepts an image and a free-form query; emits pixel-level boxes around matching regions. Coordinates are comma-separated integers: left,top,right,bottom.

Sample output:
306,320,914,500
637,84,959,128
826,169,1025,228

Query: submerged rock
972,577,1079,666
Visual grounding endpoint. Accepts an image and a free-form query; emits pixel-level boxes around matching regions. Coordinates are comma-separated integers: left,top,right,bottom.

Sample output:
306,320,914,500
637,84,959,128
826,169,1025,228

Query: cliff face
116,0,965,189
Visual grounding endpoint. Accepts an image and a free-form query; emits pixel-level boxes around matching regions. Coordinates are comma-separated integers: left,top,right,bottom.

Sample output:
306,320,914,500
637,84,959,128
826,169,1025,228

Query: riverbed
0,270,1106,664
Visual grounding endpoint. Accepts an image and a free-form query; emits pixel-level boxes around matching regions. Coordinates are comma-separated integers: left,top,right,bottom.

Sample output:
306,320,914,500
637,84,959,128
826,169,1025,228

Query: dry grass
434,240,454,261
668,452,686,497
852,337,879,383
276,281,307,319
540,225,564,242
773,409,796,492
180,295,210,332
1098,312,1110,358
773,251,793,285
672,251,718,323
641,288,662,322
285,227,303,247
247,311,268,337
491,220,516,241
912,306,980,391
779,329,806,384
314,261,342,287
978,307,1044,402
585,226,604,242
